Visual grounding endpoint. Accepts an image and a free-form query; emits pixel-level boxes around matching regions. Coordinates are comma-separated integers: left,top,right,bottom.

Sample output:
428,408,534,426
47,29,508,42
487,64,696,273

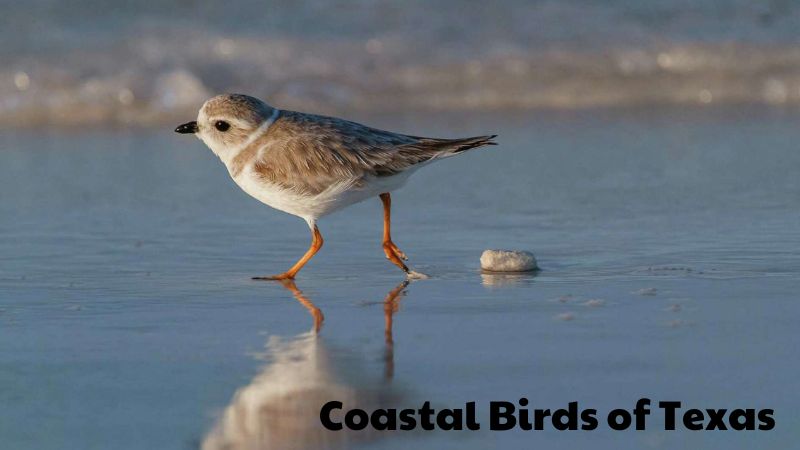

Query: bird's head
175,93,276,162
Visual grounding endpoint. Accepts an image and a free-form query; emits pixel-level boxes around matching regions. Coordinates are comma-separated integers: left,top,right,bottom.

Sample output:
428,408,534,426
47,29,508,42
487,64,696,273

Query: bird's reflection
202,280,409,450
382,280,408,380
279,279,326,334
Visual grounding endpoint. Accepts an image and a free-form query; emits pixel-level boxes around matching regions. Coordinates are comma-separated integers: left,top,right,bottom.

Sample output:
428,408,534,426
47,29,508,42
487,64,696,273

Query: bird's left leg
380,193,410,274
253,224,323,280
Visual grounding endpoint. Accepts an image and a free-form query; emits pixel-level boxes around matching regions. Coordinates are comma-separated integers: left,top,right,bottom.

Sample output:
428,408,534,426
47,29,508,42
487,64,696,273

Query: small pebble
480,249,538,272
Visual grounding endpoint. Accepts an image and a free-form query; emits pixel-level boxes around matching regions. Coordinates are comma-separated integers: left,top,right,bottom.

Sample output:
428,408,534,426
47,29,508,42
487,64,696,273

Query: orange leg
383,280,409,344
383,280,409,380
380,193,409,274
278,279,324,333
253,225,323,280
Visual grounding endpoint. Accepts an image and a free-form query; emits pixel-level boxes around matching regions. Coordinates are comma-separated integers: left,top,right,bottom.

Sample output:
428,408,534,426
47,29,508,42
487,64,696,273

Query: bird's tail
379,134,498,175
419,134,498,158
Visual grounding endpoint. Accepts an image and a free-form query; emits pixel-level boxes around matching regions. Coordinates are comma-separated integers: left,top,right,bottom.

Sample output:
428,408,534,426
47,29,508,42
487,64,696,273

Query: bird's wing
252,110,496,195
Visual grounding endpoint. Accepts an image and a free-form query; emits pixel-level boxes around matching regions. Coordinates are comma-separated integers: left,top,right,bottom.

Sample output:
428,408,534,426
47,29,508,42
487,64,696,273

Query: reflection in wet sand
280,280,325,334
383,281,408,380
202,281,409,450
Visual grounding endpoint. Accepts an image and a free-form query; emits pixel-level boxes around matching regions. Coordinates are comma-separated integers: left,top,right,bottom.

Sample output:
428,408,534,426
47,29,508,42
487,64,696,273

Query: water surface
1,108,798,448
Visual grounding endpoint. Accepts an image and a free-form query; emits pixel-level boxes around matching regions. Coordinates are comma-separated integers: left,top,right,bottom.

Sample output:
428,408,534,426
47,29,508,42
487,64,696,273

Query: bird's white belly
232,167,412,223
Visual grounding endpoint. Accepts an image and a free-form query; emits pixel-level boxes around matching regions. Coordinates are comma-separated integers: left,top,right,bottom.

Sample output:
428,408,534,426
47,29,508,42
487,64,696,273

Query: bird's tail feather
446,135,498,154
419,134,498,158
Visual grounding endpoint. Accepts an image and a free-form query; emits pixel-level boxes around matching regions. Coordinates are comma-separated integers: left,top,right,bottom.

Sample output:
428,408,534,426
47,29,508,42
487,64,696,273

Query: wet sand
1,108,798,449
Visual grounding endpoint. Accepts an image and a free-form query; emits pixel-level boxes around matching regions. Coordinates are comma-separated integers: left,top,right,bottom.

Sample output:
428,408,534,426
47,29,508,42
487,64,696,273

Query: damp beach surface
1,107,799,449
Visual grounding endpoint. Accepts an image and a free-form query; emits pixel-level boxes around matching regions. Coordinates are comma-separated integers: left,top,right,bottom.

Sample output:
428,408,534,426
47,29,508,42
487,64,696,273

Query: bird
175,94,496,280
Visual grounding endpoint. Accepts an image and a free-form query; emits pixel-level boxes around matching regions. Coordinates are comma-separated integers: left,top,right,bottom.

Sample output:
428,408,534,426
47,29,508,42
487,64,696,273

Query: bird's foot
252,273,295,281
389,242,408,261
383,240,408,261
383,242,410,271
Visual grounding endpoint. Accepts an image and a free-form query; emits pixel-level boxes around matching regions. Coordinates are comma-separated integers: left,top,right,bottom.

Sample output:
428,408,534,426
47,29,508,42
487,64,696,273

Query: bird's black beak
174,121,198,134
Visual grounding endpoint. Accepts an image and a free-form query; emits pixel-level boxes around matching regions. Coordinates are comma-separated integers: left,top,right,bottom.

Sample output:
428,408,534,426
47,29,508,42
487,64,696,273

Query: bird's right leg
380,193,410,274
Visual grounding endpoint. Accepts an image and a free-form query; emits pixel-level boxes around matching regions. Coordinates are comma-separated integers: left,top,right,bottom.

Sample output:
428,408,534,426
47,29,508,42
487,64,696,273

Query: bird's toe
252,273,294,281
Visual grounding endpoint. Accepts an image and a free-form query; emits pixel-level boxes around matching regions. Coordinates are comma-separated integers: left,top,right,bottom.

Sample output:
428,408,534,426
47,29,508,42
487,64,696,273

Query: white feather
233,164,414,227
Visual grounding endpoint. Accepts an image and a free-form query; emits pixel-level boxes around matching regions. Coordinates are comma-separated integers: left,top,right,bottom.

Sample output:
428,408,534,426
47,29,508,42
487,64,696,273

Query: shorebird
175,94,496,279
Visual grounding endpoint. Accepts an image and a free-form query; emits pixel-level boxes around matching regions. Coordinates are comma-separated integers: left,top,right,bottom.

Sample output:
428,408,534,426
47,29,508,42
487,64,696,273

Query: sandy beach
1,107,798,448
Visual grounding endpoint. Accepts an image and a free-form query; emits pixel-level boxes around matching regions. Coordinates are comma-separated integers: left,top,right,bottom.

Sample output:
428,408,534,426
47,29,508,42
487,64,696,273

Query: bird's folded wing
252,110,496,195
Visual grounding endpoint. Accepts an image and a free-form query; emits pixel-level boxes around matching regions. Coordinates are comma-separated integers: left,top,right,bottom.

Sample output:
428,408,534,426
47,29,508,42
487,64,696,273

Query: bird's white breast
231,165,412,225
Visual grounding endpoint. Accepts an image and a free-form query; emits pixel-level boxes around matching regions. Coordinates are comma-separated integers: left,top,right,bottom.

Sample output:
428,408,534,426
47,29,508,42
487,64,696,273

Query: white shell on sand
480,249,538,272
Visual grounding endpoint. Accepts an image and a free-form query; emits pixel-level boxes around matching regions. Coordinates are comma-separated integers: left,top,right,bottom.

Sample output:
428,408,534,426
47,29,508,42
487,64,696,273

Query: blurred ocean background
4,0,800,127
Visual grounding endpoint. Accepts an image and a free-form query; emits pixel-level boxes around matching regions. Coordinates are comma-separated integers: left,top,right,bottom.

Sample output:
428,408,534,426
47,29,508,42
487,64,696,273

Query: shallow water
1,108,799,449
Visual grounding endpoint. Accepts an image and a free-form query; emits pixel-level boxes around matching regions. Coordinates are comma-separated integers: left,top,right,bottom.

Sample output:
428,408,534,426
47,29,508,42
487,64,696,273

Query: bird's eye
214,121,230,132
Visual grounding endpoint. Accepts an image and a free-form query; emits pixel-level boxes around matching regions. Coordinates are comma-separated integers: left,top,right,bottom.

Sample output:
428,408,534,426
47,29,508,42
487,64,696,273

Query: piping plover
175,94,496,279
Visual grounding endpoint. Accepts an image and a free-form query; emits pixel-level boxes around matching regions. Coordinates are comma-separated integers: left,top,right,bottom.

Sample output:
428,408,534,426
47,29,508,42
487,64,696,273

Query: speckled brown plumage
239,110,496,195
